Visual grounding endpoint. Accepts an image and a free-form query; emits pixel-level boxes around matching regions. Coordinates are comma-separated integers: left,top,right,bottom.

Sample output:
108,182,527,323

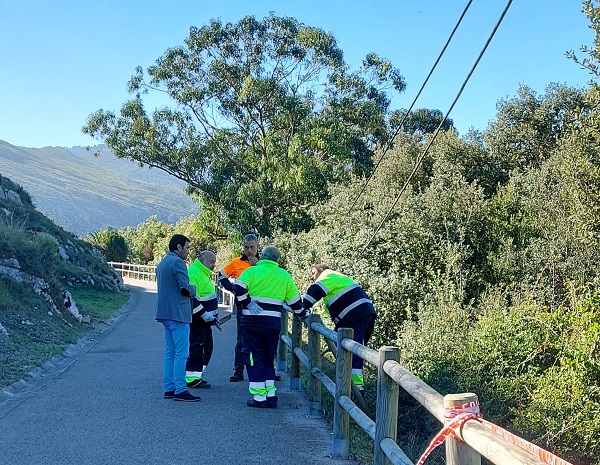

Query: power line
363,0,515,249
346,0,474,215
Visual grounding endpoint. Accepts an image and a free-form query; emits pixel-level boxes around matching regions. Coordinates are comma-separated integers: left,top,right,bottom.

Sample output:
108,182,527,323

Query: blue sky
0,1,594,148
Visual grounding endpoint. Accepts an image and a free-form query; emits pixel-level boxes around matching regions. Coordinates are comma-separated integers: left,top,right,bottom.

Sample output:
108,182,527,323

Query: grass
68,287,130,321
0,287,130,389
0,173,132,391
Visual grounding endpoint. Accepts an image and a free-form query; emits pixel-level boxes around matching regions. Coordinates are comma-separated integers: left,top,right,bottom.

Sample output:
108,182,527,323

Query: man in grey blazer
155,234,200,402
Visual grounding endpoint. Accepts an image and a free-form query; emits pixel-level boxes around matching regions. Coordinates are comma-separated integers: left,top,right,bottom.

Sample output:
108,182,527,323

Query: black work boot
230,372,244,382
246,398,269,408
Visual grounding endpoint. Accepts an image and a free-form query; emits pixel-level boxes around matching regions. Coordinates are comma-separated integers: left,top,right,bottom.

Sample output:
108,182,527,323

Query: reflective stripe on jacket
303,269,375,327
233,260,302,330
188,259,218,325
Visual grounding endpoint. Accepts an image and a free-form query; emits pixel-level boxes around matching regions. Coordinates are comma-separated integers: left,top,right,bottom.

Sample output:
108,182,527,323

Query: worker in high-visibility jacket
217,234,259,382
186,250,220,389
233,245,305,408
302,264,376,397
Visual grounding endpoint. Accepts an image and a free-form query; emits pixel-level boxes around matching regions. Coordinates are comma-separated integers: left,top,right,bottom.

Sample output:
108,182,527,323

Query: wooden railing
278,312,570,465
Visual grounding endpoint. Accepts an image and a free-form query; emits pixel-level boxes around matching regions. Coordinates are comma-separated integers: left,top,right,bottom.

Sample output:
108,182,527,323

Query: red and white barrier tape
415,400,574,465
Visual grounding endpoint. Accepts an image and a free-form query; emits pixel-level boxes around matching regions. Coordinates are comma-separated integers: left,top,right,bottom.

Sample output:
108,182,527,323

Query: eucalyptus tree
83,14,405,236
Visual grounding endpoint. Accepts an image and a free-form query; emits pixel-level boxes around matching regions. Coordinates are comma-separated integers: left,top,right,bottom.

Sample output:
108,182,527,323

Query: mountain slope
0,140,197,234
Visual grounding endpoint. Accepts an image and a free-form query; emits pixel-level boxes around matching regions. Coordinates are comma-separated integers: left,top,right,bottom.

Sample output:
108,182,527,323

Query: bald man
186,250,219,389
233,246,306,408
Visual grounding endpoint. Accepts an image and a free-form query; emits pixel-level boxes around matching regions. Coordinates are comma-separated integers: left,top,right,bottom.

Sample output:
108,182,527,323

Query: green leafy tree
391,107,454,137
483,83,585,183
83,13,405,237
120,215,173,264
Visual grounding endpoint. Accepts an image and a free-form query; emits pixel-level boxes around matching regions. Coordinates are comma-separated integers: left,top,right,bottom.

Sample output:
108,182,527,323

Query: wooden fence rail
280,313,568,465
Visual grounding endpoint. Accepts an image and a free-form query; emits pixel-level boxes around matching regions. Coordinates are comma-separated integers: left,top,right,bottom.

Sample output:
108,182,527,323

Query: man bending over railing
302,264,377,398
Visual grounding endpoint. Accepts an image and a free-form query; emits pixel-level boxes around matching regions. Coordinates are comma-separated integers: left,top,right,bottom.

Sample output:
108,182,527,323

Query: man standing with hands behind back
233,245,306,408
218,234,259,382
155,234,201,402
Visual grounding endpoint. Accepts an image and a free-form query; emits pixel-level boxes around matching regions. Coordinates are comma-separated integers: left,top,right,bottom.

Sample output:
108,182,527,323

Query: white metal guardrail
108,261,235,312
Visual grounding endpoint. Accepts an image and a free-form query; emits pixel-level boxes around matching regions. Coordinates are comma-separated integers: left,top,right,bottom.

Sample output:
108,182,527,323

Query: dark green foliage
483,83,586,183
84,228,129,262
391,107,454,137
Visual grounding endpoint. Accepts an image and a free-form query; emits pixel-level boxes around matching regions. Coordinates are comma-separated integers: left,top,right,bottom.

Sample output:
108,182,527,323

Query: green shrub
513,290,600,462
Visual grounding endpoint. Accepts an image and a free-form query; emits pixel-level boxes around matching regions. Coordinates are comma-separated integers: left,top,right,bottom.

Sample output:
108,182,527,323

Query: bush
85,228,129,262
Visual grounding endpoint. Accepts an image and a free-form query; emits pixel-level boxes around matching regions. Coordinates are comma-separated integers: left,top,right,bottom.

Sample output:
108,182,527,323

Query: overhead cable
363,0,515,249
346,0,474,215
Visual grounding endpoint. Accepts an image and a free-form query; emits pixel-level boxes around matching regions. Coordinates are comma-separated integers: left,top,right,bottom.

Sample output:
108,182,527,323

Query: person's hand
297,311,311,325
247,301,263,315
201,312,215,323
248,256,258,265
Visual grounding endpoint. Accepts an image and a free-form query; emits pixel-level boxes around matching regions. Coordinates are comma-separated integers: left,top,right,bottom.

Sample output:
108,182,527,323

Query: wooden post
332,327,353,459
278,307,289,374
325,337,369,412
307,314,323,417
290,311,302,391
445,393,481,465
374,347,400,465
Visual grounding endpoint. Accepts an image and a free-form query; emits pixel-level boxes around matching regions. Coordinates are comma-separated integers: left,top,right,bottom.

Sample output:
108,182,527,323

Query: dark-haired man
155,234,200,402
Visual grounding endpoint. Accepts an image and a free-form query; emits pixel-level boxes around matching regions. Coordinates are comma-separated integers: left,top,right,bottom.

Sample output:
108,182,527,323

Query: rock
0,322,9,337
58,245,70,261
62,290,83,323
0,258,20,269
0,187,22,204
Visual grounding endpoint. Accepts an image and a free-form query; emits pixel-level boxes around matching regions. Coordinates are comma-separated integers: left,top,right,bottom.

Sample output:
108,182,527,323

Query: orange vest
223,256,252,279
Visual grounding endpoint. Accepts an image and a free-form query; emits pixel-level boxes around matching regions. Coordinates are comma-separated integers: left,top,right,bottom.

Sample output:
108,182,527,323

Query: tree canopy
83,13,405,237
391,107,454,137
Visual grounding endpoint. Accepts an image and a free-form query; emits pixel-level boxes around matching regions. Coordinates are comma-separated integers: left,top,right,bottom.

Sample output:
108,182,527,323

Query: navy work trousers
242,328,279,386
186,324,213,373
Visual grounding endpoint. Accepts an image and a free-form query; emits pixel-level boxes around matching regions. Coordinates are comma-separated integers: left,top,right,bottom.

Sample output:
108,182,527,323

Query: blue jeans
161,320,190,394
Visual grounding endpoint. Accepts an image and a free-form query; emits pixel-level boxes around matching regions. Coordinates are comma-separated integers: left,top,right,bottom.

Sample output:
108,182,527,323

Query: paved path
0,279,357,465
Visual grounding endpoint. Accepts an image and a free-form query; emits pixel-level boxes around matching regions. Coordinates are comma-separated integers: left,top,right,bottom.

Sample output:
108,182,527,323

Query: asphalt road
0,279,357,465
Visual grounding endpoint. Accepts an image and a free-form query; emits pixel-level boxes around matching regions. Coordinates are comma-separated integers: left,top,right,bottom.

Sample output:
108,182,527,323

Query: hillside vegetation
276,82,600,465
0,174,128,389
